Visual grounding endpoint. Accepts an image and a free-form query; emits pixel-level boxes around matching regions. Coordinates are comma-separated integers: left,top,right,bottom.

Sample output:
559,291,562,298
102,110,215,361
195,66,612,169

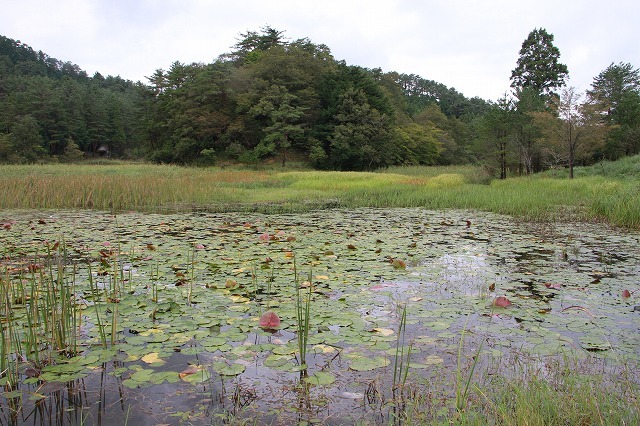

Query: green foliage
0,35,142,161
250,85,306,166
2,29,638,172
393,123,442,165
474,96,515,179
327,87,394,170
510,28,569,96
587,62,640,159
9,115,46,162
0,133,11,162
62,139,85,163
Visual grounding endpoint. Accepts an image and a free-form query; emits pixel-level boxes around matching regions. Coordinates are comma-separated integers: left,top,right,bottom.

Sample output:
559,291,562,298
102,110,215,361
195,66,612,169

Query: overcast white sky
2,0,638,101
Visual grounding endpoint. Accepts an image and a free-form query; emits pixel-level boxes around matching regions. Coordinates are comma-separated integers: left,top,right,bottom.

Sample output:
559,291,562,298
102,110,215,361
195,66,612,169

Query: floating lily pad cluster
1,208,638,422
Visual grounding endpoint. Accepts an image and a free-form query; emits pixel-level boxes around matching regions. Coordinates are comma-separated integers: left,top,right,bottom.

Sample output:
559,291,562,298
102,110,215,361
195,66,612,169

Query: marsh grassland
1,158,639,425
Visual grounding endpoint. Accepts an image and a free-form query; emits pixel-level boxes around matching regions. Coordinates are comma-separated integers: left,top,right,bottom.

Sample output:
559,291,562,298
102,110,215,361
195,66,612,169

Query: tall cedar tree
510,28,568,97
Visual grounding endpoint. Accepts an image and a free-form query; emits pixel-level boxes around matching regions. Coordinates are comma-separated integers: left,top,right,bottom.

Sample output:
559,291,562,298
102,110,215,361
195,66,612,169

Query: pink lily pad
259,311,281,329
493,296,512,308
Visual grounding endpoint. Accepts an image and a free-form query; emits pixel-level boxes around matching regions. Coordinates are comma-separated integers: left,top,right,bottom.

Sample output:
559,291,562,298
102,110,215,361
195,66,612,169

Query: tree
510,28,568,97
9,114,46,162
513,87,547,174
62,138,85,162
250,85,306,166
532,87,607,178
587,62,640,122
393,122,442,165
413,103,469,164
224,26,287,65
328,87,393,170
476,96,515,179
587,62,640,158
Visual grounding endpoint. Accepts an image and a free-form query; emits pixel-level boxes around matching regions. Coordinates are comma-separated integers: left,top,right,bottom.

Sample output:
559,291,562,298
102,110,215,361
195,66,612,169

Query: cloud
1,0,638,100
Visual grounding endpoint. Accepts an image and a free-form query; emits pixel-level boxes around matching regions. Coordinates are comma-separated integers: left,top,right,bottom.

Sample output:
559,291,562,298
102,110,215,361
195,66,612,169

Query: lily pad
348,355,390,371
304,371,336,386
212,361,246,376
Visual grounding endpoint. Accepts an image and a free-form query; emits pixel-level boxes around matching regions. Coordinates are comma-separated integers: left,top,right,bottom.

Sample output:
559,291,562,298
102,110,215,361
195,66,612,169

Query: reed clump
0,157,638,227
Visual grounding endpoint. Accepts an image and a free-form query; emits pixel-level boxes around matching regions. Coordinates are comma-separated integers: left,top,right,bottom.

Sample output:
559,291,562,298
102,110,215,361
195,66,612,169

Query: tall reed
295,265,311,370
392,303,412,393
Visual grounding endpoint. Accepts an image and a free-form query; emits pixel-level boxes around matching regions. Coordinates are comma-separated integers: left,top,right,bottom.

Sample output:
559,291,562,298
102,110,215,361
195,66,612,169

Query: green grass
465,359,639,426
395,359,640,425
0,157,638,227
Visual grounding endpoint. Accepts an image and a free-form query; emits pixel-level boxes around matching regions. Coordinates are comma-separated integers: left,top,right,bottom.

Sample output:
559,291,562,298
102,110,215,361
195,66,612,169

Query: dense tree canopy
0,36,143,162
587,62,640,158
0,28,638,177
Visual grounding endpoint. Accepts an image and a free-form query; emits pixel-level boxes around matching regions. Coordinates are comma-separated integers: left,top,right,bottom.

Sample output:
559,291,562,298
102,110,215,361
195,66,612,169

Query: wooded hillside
1,27,639,175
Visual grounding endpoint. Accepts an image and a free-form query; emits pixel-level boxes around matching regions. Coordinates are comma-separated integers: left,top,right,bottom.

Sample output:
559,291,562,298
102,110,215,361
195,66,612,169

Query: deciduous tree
532,87,606,178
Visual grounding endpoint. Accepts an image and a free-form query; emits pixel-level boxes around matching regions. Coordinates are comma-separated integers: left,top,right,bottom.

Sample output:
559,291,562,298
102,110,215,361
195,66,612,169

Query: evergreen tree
328,87,393,170
587,62,640,158
510,28,568,97
9,114,46,162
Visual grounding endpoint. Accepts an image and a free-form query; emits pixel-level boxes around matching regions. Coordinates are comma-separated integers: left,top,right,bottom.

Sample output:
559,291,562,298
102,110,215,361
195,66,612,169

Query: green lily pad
212,361,246,376
348,355,390,371
304,371,336,386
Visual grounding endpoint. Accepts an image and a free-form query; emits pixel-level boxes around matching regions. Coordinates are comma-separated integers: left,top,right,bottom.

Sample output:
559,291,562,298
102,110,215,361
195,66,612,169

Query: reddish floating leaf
622,289,631,298
544,283,562,289
391,259,406,270
259,311,281,329
179,365,200,378
370,283,397,291
259,233,270,241
493,296,512,308
195,243,205,249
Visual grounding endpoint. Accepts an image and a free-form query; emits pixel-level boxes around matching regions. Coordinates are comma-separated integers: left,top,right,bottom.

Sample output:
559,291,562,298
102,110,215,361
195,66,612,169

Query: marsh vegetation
1,160,639,424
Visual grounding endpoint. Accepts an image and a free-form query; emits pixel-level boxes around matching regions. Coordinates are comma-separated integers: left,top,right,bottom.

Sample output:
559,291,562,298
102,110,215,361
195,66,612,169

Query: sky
2,0,638,101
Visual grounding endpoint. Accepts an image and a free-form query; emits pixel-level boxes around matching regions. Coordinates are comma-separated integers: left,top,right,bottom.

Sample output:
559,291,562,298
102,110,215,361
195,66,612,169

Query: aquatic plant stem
295,262,311,369
392,302,412,394
455,316,484,413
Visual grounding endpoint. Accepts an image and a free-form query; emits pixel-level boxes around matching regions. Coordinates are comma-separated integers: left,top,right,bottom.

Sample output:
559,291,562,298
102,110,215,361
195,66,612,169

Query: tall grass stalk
392,303,412,393
295,265,311,369
187,244,196,305
41,243,79,357
151,259,159,303
455,320,484,413
109,252,121,347
87,264,107,348
1,272,20,387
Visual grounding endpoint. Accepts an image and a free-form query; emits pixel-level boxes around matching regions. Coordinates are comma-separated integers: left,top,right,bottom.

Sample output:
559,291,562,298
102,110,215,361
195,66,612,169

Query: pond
1,208,639,424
